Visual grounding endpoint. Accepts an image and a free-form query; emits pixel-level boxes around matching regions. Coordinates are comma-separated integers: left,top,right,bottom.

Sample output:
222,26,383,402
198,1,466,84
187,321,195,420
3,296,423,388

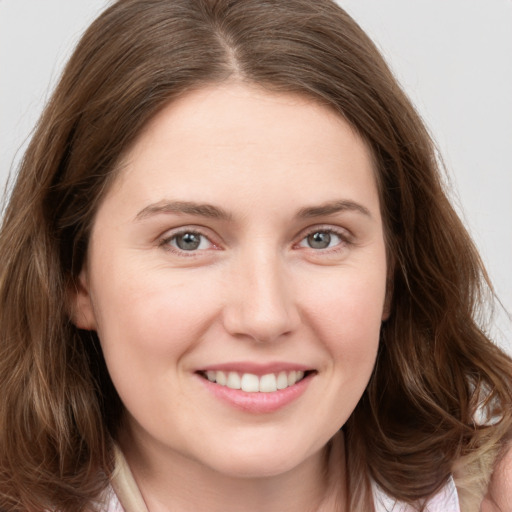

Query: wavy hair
1,1,510,510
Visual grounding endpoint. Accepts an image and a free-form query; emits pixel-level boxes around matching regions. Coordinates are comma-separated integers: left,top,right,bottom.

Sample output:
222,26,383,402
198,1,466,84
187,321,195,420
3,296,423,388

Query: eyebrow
296,200,371,219
135,200,232,221
134,198,371,222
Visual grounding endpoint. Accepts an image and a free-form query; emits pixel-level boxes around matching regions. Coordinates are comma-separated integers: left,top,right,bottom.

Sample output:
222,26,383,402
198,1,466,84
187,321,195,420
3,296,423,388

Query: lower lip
197,373,313,413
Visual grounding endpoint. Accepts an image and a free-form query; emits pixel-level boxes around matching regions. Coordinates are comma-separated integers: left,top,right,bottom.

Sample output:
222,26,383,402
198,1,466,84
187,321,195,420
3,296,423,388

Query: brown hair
1,0,510,510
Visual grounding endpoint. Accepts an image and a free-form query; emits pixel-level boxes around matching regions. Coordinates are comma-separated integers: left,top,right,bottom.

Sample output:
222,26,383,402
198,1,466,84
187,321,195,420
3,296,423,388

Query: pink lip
197,361,312,376
196,371,314,414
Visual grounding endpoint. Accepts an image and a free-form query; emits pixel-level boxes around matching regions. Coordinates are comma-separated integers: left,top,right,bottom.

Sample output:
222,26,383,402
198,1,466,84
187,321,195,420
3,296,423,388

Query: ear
381,261,394,322
68,269,97,330
381,288,392,321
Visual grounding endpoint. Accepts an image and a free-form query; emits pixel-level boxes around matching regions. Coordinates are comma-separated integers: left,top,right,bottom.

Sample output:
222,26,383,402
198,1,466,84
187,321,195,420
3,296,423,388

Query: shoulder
481,442,512,512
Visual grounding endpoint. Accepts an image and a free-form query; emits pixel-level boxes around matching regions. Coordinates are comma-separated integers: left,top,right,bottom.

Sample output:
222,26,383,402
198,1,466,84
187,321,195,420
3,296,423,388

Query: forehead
127,82,368,155
104,82,380,221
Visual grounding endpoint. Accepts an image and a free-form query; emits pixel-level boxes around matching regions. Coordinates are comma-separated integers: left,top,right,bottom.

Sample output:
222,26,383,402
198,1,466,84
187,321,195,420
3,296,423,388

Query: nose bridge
223,244,299,343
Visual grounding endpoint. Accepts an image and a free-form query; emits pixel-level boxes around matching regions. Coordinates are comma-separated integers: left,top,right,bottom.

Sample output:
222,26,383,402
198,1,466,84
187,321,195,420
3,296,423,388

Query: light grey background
1,0,511,352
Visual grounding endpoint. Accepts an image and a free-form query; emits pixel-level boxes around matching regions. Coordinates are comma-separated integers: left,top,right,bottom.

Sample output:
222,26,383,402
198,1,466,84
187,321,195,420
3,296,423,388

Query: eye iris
307,232,331,249
176,233,201,250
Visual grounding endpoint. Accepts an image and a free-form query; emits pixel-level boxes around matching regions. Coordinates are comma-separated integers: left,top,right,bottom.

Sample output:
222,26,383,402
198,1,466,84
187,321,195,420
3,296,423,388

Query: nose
222,249,300,343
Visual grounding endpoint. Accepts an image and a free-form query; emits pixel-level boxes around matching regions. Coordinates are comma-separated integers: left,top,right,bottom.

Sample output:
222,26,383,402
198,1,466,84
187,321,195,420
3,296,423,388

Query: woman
0,1,510,511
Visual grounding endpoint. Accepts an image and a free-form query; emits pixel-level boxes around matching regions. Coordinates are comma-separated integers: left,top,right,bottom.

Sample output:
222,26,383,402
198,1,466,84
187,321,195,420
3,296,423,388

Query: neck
117,428,346,512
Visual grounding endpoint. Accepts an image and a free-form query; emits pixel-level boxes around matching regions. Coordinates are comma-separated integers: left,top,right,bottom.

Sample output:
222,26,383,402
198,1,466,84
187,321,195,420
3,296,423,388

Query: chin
196,441,324,480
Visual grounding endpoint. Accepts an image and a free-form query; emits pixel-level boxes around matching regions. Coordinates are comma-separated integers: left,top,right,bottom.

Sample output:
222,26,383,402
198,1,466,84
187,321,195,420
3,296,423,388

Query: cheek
301,266,386,362
90,270,225,431
285,268,385,436
91,267,221,383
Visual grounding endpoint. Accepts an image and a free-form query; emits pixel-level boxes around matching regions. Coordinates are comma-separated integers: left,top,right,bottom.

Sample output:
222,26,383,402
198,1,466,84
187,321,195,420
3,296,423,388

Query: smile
200,370,307,393
197,369,315,413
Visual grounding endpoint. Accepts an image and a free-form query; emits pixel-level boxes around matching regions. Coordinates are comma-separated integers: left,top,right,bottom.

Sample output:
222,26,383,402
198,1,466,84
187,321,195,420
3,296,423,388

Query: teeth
259,373,277,392
203,370,307,392
276,371,288,390
216,371,227,386
227,372,241,390
241,373,259,392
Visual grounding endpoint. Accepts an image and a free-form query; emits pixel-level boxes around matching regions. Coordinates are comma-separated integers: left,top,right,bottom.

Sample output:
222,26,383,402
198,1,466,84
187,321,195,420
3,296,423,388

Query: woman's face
73,83,389,478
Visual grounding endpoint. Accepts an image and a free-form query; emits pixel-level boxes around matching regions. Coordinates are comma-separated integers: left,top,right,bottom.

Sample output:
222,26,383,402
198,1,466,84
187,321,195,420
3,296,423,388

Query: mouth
195,365,317,413
196,369,316,393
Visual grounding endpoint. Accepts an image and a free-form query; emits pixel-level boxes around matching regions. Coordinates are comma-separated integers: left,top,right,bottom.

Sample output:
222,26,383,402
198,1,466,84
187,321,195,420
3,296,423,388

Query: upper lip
196,361,313,376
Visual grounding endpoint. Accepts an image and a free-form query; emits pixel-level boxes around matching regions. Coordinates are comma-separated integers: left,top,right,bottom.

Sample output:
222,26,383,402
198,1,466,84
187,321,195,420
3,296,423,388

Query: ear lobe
382,264,394,322
68,270,97,330
381,288,392,321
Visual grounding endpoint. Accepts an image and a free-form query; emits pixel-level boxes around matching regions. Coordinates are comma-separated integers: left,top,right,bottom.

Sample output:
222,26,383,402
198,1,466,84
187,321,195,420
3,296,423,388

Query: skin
72,82,389,512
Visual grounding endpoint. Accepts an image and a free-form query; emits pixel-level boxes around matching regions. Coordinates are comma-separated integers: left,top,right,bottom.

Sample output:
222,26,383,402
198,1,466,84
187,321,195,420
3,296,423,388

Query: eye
298,230,344,250
164,231,213,252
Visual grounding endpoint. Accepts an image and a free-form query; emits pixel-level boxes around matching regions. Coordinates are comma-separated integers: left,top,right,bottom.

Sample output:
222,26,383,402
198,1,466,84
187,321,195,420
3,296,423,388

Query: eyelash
159,228,217,256
295,226,352,253
158,225,352,256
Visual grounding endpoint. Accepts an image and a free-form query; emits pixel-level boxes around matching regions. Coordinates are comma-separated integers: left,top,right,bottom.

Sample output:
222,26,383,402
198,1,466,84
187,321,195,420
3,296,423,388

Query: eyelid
293,224,353,250
158,226,222,255
156,223,353,256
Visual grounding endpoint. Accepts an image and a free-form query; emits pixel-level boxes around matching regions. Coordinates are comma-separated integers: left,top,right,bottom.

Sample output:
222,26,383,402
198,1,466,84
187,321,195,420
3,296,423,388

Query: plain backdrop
1,0,511,353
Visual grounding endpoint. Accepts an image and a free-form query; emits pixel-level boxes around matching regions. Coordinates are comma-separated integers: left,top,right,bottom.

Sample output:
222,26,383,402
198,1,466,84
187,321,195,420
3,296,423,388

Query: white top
104,490,124,512
372,477,460,512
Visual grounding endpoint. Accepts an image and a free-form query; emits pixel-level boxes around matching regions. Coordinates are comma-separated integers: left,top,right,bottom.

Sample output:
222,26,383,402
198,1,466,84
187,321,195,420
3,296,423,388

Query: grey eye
174,232,203,251
299,230,343,250
307,232,332,249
